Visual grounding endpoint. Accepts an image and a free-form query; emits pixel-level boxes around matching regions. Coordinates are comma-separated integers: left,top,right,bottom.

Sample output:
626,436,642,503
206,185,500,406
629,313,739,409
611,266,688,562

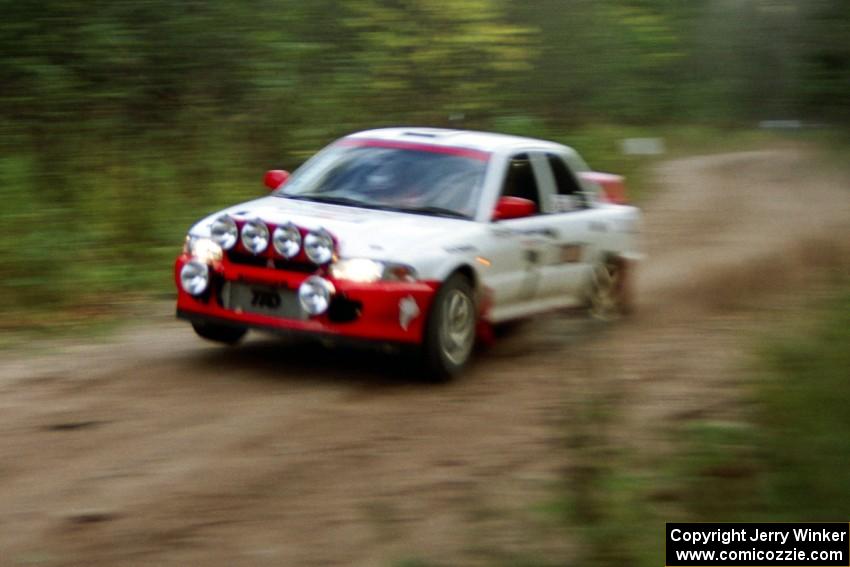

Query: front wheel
421,273,476,381
191,321,247,345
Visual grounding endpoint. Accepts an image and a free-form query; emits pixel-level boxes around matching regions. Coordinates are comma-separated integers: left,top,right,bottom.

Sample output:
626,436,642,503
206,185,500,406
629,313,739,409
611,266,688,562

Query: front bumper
174,254,438,344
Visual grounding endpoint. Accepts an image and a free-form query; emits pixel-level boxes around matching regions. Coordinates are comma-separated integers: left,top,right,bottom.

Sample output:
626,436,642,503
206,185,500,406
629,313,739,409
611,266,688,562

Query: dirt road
1,148,848,566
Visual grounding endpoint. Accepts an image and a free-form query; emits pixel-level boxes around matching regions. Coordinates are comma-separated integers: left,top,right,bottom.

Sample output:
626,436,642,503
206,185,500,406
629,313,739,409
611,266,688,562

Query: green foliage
343,0,534,121
669,291,850,523
543,287,850,567
798,0,850,123
662,290,850,524
751,292,850,519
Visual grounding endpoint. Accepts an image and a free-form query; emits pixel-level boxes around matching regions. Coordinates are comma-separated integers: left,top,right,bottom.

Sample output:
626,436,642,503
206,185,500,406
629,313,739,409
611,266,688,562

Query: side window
501,153,541,213
547,154,587,210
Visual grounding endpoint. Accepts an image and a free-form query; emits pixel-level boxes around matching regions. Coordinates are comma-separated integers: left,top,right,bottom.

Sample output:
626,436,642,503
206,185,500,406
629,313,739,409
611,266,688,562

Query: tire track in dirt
0,147,848,566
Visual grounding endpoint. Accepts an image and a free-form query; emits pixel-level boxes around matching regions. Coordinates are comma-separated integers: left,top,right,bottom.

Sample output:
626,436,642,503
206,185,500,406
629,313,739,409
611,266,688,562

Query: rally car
175,128,641,379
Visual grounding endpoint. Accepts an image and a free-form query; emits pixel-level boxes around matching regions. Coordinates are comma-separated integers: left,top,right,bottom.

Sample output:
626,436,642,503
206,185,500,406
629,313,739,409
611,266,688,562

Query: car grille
226,251,316,273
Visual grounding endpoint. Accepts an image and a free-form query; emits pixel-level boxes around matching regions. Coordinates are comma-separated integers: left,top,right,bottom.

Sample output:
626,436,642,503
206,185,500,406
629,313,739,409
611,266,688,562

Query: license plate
222,282,305,319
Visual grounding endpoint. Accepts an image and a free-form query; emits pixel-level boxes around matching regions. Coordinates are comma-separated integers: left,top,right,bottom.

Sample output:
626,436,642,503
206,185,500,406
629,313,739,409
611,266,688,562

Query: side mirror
492,196,536,221
264,169,290,191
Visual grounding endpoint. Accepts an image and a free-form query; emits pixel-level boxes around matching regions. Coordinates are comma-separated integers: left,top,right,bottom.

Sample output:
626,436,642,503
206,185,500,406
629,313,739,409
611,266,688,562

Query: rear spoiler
578,171,628,204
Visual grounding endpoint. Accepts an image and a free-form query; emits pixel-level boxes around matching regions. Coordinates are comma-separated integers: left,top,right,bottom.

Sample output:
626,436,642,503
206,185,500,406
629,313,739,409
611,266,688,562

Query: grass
673,290,850,524
660,290,850,521
546,286,850,567
749,291,850,519
540,388,666,567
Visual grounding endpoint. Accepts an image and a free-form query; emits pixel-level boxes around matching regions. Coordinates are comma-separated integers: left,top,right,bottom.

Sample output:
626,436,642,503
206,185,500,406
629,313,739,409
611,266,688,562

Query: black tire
421,273,476,381
191,321,247,345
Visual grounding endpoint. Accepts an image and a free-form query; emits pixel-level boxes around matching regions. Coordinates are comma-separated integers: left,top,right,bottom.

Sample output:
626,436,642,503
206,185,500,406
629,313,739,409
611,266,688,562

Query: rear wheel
421,273,476,381
191,322,247,345
588,257,634,320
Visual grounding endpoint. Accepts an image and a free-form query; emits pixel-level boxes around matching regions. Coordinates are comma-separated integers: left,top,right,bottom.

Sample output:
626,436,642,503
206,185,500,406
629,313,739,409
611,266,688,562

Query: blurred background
1,2,849,566
1,0,847,326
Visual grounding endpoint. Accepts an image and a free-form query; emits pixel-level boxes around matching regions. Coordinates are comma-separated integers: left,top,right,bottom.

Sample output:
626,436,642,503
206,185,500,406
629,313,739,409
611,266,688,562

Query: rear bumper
175,254,438,344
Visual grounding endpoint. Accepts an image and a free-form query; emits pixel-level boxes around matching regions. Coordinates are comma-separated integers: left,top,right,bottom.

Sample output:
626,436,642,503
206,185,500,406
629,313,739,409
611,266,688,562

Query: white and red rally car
175,128,641,379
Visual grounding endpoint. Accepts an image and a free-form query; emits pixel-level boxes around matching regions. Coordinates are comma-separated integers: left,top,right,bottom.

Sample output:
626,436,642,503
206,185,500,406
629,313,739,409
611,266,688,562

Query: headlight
210,215,238,250
273,223,302,259
180,260,210,296
184,236,223,264
329,258,383,283
304,229,335,264
241,219,269,255
298,276,335,315
329,258,417,283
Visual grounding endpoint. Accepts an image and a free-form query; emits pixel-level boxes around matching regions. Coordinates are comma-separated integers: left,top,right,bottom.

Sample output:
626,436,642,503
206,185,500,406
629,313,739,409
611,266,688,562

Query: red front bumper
174,254,438,344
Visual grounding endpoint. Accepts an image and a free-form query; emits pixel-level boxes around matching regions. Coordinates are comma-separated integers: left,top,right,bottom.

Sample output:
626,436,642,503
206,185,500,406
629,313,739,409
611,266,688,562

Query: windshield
275,141,489,219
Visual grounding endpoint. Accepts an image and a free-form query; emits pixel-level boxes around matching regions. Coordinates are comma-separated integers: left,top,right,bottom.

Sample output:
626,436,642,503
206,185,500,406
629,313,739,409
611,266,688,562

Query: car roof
345,127,575,156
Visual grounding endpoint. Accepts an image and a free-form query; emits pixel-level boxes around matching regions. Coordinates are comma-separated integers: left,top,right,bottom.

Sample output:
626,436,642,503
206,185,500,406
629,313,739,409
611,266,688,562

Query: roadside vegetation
550,284,850,567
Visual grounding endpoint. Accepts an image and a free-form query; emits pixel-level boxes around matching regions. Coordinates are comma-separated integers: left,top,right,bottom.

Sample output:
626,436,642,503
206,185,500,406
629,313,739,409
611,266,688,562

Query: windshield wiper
390,206,470,219
282,195,374,208
282,195,469,219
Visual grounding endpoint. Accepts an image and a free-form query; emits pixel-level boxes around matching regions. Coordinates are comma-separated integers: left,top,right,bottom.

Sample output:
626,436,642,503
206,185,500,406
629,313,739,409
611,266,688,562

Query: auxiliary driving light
273,223,302,258
210,215,238,250
298,276,335,315
180,260,210,296
304,229,334,264
241,218,270,255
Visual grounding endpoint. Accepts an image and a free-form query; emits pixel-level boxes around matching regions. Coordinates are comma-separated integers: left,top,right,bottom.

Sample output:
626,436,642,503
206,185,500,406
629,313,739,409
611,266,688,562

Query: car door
483,151,561,309
532,151,602,300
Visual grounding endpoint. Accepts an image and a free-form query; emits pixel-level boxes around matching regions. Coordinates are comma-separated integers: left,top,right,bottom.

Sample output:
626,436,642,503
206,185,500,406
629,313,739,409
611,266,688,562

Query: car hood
190,196,476,260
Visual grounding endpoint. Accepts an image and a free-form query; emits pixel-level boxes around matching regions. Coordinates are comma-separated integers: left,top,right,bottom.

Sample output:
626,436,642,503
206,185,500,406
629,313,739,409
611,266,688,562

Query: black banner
666,523,850,566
